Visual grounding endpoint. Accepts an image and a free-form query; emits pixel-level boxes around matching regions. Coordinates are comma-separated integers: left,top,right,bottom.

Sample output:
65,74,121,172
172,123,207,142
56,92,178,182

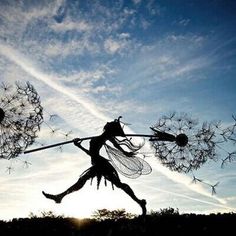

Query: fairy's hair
113,137,143,153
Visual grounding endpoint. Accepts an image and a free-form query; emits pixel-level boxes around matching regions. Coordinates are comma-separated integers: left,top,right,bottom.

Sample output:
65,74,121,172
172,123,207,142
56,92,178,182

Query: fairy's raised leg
42,167,96,203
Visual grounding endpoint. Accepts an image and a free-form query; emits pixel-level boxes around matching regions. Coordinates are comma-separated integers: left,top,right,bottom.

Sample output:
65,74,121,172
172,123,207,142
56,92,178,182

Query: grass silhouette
0,208,235,235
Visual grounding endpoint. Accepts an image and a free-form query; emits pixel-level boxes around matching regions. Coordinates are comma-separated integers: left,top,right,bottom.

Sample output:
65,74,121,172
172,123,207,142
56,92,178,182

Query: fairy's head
103,116,125,137
103,116,144,157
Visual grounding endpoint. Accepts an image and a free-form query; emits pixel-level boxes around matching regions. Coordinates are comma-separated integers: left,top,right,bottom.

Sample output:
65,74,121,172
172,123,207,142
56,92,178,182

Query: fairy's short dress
79,136,120,189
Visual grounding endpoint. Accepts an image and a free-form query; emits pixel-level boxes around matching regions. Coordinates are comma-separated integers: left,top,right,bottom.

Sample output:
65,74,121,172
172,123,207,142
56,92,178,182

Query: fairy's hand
73,138,82,146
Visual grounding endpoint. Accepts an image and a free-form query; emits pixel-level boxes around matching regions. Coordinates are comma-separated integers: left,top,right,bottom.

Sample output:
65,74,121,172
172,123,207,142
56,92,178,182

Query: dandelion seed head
0,81,43,160
151,113,217,173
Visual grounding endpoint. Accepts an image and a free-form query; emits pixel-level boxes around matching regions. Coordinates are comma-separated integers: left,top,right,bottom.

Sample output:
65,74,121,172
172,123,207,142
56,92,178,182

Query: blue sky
0,0,236,220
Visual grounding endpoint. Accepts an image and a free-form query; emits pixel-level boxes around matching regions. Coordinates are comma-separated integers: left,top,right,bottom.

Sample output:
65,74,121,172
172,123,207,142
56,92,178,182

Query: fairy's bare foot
42,191,62,204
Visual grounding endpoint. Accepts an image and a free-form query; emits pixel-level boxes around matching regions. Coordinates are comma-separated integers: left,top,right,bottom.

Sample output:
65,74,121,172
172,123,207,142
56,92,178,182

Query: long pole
24,132,175,154
24,136,94,154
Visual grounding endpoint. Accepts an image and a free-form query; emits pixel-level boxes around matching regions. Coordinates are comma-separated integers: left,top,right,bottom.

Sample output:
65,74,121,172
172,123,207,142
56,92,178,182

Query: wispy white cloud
67,65,115,83
174,18,191,27
50,19,93,32
146,0,161,16
0,0,61,38
57,65,120,95
114,33,215,96
0,0,144,64
44,38,100,57
154,188,235,211
104,33,141,55
132,0,142,5
140,17,151,29
166,34,205,47
0,43,109,122
104,38,124,54
142,144,228,205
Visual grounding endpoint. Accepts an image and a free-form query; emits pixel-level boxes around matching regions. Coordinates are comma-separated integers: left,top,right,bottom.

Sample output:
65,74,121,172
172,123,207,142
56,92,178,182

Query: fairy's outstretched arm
73,138,91,156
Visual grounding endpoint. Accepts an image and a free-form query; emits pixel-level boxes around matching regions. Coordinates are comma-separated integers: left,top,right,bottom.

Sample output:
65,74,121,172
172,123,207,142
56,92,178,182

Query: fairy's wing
104,144,152,179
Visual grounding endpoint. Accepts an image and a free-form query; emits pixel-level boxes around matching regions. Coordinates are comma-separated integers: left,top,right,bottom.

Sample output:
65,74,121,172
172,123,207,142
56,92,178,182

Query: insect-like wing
104,144,152,178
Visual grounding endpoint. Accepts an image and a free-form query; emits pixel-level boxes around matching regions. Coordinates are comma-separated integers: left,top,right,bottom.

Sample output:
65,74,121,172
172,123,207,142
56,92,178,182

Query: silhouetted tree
92,208,136,221
28,210,64,219
150,207,179,216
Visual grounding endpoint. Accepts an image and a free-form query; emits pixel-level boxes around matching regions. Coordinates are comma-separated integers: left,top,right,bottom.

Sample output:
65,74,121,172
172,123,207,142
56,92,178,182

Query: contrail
0,43,109,122
0,43,229,206
136,141,227,205
147,156,227,205
153,187,236,211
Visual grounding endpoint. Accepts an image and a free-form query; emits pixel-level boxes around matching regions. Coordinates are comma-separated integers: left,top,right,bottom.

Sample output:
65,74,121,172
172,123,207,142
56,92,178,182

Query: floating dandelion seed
191,175,203,184
150,112,221,173
190,175,220,195
62,130,73,139
23,160,32,168
49,114,58,121
0,81,43,160
6,166,13,174
211,182,220,195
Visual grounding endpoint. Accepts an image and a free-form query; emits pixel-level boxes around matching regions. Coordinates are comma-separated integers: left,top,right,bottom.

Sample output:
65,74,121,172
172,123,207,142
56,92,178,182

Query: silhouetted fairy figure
42,117,151,216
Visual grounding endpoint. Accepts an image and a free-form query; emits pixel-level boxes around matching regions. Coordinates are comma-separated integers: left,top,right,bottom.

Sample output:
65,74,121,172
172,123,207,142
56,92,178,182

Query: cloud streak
154,187,235,211
0,43,109,122
142,144,227,205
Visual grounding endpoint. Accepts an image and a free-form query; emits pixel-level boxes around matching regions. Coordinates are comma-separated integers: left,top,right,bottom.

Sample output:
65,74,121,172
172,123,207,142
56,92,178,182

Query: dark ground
0,210,235,236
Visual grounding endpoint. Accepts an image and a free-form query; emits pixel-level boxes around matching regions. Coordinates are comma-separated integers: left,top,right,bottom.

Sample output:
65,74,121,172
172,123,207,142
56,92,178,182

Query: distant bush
150,207,179,216
28,210,64,219
92,208,136,221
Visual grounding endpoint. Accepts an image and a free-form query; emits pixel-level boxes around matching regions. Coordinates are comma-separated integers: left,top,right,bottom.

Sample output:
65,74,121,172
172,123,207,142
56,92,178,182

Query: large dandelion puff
0,81,43,160
150,112,236,173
